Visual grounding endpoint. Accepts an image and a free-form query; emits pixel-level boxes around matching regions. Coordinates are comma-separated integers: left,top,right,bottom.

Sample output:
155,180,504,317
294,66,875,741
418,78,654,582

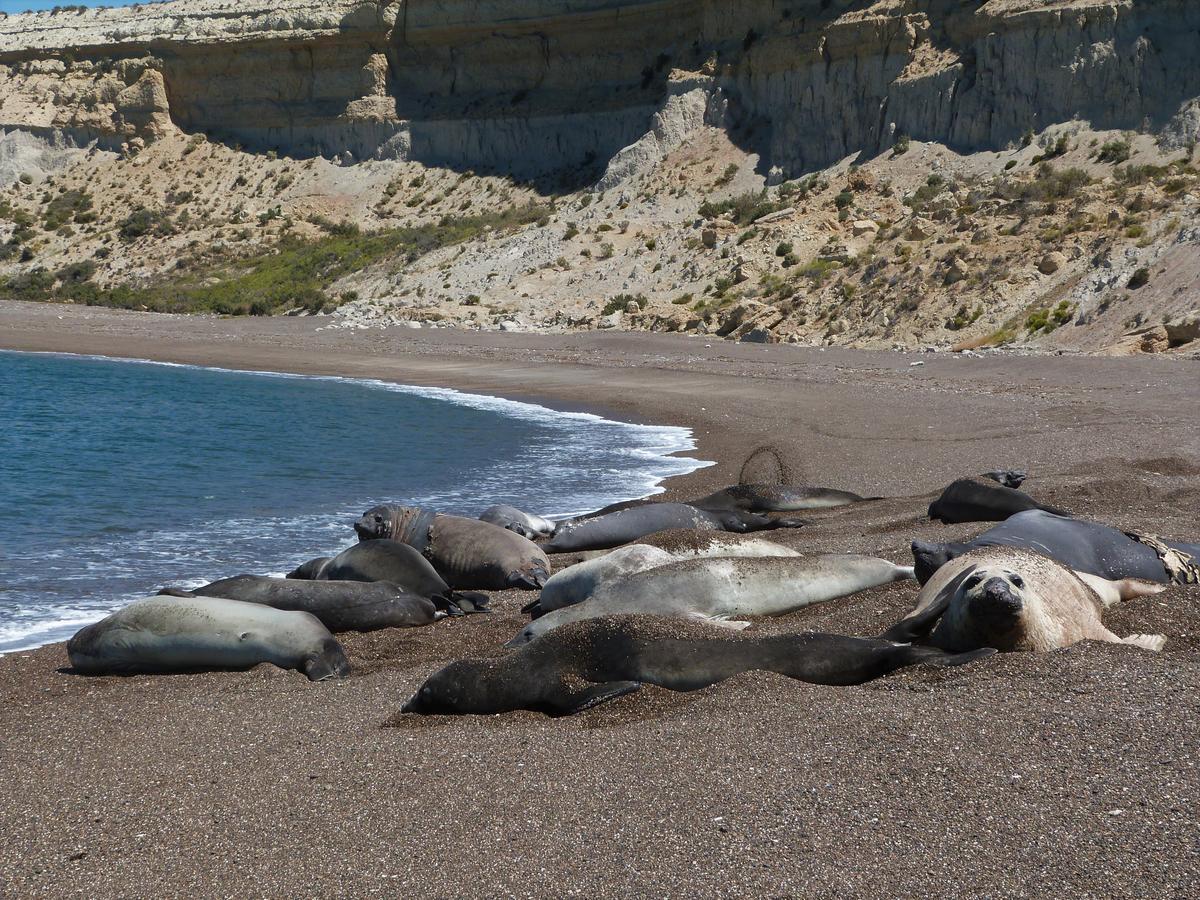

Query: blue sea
0,350,709,653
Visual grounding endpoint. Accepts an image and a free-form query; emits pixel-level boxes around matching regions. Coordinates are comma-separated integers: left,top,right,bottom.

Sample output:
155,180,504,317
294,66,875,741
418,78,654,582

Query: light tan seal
889,547,1166,653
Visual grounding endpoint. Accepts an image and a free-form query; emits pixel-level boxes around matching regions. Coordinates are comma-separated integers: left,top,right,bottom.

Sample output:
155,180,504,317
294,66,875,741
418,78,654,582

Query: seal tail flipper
556,681,642,716
1122,634,1167,652
444,591,491,615
156,588,197,598
510,568,550,591
771,517,809,529
701,615,753,631
1074,572,1169,608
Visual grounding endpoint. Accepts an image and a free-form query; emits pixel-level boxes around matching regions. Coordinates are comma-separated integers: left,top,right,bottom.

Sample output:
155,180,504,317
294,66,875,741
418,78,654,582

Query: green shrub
1096,138,1132,165
699,191,783,225
118,207,173,241
5,203,553,316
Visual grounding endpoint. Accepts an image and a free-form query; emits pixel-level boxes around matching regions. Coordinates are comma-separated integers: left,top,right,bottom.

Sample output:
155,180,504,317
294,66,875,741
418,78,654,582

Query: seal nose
979,576,1022,612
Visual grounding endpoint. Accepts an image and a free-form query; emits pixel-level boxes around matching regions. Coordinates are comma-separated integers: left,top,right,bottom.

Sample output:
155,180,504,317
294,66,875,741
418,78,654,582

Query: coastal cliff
1,1,1198,353
4,1,1198,176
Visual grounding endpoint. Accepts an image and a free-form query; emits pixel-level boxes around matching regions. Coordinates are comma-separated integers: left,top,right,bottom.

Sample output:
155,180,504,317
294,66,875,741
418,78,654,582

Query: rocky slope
1,0,1198,353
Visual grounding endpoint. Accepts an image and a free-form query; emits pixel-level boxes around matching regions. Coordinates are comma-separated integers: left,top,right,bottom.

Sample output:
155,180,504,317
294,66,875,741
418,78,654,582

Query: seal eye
1010,575,1025,588
963,574,982,590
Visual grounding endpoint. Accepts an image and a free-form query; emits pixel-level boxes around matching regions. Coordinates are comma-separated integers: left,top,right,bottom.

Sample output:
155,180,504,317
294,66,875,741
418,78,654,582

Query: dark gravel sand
1,301,1199,897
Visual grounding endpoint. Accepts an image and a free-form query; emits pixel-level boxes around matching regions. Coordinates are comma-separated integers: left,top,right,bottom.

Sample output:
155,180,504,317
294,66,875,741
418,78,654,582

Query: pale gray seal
885,547,1166,653
543,503,805,553
164,576,443,632
354,505,551,591
523,544,674,619
67,595,350,680
479,505,556,540
691,483,873,512
508,554,915,645
401,616,994,717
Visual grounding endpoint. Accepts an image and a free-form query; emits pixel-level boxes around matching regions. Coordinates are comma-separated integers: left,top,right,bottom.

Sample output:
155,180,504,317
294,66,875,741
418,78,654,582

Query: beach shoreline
1,299,1199,897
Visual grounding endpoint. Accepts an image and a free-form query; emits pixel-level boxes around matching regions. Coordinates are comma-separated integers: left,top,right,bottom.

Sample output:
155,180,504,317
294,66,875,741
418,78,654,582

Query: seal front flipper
878,565,977,643
553,681,641,716
521,598,545,619
913,646,998,667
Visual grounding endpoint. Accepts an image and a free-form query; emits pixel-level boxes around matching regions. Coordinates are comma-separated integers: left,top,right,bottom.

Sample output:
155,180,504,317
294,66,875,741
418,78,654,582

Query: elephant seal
912,510,1200,585
67,595,350,680
401,616,994,717
523,544,674,619
883,547,1166,653
636,531,801,559
354,505,551,591
164,576,442,633
508,554,915,646
479,505,556,540
293,541,489,614
287,557,332,580
927,478,1069,525
692,483,873,512
543,503,805,554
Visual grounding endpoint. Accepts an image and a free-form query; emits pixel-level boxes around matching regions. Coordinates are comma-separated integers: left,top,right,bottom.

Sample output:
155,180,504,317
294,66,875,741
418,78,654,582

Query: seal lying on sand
542,503,806,554
691,483,873,512
883,547,1166,653
927,478,1069,525
524,544,674,619
355,505,551,591
508,554,915,645
912,510,1200,585
163,576,442,633
556,482,869,525
289,542,489,614
401,616,994,717
479,505,556,540
526,536,805,618
67,595,351,680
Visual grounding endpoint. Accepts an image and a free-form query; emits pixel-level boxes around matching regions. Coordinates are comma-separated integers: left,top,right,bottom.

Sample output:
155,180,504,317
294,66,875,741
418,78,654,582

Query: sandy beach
2,299,1199,897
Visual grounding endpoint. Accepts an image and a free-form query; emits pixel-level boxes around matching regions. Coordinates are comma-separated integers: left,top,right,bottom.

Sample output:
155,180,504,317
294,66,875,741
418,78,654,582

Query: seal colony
61,462,1197,718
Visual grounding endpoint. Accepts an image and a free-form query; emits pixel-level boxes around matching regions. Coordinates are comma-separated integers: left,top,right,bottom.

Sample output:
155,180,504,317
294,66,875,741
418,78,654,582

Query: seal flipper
983,469,1028,489
552,681,641,716
909,646,998,667
510,567,551,591
520,598,545,619
1122,634,1166,652
878,565,976,643
442,591,491,616
156,588,197,598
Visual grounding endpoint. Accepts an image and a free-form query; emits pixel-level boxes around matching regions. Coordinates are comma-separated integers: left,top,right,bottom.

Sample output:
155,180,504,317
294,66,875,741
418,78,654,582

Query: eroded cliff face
2,1,1198,183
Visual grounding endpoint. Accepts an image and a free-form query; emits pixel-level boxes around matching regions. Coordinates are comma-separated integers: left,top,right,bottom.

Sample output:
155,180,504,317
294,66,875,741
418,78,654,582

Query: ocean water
0,350,709,654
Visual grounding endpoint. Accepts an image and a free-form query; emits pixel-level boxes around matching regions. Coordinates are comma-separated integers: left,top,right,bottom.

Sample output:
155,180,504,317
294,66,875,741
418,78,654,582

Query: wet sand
1,300,1199,897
